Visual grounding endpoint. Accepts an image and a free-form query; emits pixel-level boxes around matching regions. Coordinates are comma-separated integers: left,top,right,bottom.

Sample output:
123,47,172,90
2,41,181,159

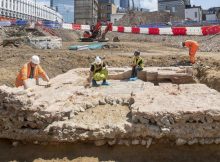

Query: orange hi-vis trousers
185,40,199,64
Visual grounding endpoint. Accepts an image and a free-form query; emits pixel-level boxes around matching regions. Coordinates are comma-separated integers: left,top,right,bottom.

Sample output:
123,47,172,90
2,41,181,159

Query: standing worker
130,51,144,81
15,55,50,89
87,56,109,87
182,40,199,64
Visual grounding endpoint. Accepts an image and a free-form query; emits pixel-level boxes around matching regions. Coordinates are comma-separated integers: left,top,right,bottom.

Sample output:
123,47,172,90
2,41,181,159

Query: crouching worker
15,55,50,89
88,56,109,87
130,51,144,81
182,40,199,64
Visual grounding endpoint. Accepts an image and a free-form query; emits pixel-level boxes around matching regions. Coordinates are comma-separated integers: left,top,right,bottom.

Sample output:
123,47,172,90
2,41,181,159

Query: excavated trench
195,66,220,92
0,67,220,162
2,139,220,162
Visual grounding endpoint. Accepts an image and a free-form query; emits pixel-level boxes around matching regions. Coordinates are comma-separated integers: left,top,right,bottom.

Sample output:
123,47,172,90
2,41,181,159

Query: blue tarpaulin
42,20,62,29
15,20,28,26
69,43,105,51
0,21,11,26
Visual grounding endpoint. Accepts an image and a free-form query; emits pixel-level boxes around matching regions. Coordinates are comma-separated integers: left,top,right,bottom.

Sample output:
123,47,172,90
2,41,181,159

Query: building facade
111,12,125,24
158,0,191,19
50,0,74,23
98,1,117,21
98,0,114,3
74,0,98,25
206,7,220,21
0,0,62,23
185,6,202,22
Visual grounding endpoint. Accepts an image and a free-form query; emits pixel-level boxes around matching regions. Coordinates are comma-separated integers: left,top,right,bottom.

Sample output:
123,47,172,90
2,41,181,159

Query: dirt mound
53,29,81,42
0,29,2,44
116,11,181,26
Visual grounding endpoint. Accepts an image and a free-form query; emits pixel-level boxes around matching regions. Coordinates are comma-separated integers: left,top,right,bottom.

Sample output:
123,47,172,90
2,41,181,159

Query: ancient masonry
0,67,220,147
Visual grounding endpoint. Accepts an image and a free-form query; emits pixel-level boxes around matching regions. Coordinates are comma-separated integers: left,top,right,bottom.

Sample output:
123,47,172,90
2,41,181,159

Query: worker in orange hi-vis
15,55,50,89
181,40,199,64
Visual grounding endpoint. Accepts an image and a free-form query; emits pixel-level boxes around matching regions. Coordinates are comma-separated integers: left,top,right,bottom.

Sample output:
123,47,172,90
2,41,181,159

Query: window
107,5,111,11
195,12,197,18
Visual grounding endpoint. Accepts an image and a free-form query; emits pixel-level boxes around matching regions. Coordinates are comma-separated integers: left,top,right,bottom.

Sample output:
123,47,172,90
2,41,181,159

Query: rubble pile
29,36,62,49
53,29,81,42
116,11,181,26
0,67,220,147
0,26,62,49
0,27,4,45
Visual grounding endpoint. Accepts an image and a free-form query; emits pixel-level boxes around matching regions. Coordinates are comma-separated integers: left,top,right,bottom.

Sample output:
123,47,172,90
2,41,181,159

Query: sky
38,0,220,11
137,0,220,11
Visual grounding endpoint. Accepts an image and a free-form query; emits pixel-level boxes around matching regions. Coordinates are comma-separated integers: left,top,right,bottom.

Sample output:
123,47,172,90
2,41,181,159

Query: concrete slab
28,36,62,49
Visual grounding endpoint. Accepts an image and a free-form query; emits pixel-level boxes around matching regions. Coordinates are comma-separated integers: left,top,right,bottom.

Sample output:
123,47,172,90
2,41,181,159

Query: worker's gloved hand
84,82,91,88
25,88,34,92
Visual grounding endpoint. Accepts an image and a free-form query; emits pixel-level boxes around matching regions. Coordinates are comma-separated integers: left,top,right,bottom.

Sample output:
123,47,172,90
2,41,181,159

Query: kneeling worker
15,55,50,89
182,40,199,64
88,56,109,87
130,51,144,81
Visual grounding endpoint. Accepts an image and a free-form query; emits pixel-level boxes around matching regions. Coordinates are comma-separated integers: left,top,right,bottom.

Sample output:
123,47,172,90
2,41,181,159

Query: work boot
129,77,137,81
102,80,109,86
92,79,99,87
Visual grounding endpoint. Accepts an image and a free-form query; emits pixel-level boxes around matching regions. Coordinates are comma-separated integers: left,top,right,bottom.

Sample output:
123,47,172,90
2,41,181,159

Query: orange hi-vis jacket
185,40,199,64
185,40,199,56
15,62,47,87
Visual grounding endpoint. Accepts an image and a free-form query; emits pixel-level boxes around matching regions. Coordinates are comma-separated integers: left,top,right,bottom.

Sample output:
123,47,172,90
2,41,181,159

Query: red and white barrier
62,23,73,30
62,23,220,36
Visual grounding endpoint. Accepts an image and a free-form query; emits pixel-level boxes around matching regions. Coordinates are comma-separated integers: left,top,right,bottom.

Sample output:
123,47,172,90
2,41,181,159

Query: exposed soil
1,139,220,162
196,67,220,92
0,30,220,162
0,40,220,90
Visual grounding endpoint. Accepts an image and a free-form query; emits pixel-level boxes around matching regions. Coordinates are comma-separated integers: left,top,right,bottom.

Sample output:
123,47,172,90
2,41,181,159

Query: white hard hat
95,56,102,65
31,55,40,65
180,42,184,47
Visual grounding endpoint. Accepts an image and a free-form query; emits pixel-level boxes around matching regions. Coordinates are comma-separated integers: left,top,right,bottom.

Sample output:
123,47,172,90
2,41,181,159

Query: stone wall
0,68,220,147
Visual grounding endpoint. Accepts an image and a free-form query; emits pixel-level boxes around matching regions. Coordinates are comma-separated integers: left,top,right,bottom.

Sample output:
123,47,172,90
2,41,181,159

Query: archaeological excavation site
0,22,220,162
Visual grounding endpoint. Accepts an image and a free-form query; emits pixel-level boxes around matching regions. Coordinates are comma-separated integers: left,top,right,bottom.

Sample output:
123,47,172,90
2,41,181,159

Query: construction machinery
80,21,112,42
